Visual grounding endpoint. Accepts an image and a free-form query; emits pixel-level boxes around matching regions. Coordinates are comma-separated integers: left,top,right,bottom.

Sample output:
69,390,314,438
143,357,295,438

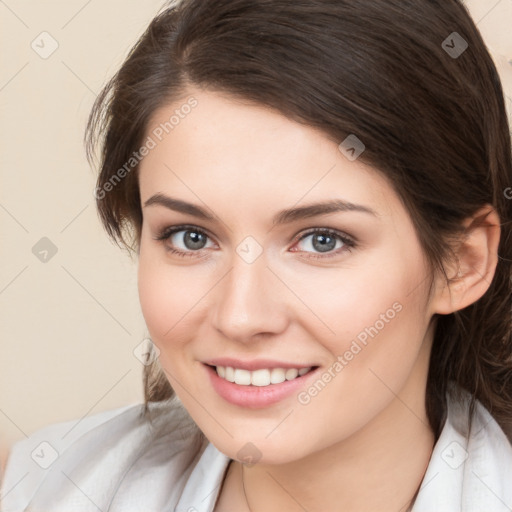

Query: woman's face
137,86,438,464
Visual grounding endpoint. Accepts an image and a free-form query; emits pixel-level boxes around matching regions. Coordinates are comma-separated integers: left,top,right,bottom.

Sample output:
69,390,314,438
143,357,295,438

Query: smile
204,363,320,408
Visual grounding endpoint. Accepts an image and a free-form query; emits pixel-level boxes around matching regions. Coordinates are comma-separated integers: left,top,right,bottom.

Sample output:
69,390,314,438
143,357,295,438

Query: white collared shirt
1,384,511,511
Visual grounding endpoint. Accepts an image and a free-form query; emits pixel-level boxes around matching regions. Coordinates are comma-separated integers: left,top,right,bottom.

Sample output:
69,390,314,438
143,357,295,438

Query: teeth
234,369,251,385
252,369,271,386
285,368,298,380
215,366,312,386
270,368,286,384
225,366,235,382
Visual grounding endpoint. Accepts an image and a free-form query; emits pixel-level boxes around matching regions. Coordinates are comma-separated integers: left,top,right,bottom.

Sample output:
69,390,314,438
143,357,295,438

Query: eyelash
153,224,357,260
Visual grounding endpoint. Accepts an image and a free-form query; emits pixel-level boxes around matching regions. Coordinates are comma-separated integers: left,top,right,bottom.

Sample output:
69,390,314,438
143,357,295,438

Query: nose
211,253,289,343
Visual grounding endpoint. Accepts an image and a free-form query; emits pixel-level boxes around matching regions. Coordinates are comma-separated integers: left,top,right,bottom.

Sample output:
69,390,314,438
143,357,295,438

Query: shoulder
412,383,512,512
0,397,206,512
460,388,512,510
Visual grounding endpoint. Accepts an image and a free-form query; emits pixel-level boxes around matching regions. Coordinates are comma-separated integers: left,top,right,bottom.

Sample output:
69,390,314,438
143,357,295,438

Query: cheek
316,255,430,397
293,246,429,372
137,250,196,347
137,242,219,368
287,261,431,446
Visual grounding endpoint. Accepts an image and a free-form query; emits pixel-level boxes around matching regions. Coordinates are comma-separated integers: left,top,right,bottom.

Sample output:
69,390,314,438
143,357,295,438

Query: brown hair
86,0,512,440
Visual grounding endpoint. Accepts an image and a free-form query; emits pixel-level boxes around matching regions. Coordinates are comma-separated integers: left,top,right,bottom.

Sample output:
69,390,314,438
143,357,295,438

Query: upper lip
203,358,318,371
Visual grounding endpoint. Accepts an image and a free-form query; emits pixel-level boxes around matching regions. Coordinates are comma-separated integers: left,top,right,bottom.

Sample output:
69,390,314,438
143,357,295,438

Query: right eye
154,225,216,258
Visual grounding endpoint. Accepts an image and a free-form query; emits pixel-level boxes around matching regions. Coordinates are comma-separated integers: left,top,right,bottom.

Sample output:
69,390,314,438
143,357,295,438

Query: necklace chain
241,463,253,512
241,452,428,512
239,458,424,512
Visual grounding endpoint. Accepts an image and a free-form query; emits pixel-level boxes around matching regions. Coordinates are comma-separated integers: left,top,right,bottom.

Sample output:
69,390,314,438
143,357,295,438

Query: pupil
312,234,336,253
185,231,206,250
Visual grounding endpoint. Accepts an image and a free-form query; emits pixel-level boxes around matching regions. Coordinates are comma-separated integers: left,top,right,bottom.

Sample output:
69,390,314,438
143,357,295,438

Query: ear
431,204,501,315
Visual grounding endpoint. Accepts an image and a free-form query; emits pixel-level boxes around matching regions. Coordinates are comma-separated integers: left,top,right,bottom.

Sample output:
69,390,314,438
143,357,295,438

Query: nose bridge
212,250,288,342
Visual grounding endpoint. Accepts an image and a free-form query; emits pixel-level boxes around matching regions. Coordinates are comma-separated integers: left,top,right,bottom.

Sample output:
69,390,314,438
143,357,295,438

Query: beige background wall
1,0,511,473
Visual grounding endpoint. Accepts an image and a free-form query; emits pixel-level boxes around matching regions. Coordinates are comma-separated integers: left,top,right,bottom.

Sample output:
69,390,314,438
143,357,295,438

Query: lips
203,362,321,408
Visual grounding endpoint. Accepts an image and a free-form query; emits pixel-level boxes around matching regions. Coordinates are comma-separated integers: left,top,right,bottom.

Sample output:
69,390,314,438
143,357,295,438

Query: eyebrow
143,193,379,225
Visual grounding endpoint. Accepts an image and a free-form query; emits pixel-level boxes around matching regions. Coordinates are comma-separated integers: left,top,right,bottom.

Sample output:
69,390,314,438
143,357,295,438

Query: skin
137,85,500,511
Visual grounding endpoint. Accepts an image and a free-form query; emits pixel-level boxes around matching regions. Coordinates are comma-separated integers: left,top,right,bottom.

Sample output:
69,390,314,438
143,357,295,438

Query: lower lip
203,364,319,409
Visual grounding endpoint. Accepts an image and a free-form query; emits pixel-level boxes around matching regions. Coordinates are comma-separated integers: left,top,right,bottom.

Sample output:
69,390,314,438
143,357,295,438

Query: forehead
138,87,399,220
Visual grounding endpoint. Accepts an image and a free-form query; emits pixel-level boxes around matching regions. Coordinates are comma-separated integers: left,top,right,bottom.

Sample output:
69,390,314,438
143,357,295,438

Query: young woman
2,0,511,510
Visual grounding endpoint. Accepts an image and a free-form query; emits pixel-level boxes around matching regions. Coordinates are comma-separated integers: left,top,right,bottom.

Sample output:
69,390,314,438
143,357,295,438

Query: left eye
292,229,355,257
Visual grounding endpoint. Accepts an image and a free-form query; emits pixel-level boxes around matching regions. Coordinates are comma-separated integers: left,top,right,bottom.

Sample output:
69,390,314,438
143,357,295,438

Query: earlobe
432,204,501,315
